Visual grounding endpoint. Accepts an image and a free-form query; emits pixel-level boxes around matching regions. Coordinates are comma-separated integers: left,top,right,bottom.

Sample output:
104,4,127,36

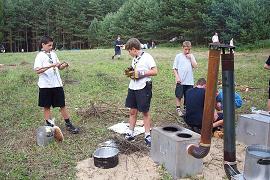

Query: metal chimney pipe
187,44,220,158
221,47,240,179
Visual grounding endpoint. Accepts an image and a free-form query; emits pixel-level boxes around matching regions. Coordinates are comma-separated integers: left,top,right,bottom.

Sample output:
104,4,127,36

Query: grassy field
0,47,269,179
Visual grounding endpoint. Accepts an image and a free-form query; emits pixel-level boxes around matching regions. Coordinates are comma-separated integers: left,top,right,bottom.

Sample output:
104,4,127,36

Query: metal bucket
93,147,119,169
36,126,54,146
244,145,270,180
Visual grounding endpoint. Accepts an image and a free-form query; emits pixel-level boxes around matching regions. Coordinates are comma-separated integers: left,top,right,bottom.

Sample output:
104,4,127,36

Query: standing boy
34,35,79,134
112,35,123,60
124,38,157,146
173,41,198,116
212,32,219,43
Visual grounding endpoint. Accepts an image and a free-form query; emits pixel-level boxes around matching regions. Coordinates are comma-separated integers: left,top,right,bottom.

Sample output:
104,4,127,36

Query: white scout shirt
34,51,63,88
172,53,195,85
129,52,156,90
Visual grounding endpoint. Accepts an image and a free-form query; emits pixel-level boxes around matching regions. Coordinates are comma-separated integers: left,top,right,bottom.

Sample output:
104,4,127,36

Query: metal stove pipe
187,44,220,158
221,48,240,179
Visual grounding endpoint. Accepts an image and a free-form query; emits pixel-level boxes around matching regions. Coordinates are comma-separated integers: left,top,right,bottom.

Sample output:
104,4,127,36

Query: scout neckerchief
133,51,144,69
42,50,62,85
132,51,144,81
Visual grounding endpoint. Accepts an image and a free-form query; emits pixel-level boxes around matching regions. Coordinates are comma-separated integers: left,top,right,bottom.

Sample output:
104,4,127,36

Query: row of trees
0,0,269,52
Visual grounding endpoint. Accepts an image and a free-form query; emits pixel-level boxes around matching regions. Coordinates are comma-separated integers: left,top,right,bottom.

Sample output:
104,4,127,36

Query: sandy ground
76,138,246,180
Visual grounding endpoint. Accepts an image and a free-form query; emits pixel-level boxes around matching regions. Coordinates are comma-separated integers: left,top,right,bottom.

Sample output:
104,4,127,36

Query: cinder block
150,125,202,179
236,114,270,146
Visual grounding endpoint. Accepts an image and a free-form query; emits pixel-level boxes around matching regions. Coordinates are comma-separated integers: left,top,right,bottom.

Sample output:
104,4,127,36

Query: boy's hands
57,62,69,69
124,66,134,77
124,66,145,79
185,54,191,59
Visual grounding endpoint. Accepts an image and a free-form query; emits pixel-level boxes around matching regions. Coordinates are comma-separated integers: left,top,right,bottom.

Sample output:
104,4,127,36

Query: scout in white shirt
124,38,157,146
34,36,79,134
173,41,198,117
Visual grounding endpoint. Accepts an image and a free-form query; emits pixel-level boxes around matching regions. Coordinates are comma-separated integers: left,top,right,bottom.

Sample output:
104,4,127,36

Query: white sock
128,129,134,136
145,132,151,138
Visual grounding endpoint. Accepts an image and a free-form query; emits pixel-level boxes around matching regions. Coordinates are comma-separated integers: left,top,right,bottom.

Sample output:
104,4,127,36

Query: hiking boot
176,108,183,117
66,123,79,134
144,135,151,147
124,133,135,142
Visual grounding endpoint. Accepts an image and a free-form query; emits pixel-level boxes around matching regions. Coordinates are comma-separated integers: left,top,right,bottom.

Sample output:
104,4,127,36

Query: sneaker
176,108,183,117
124,133,135,142
144,135,151,147
66,123,80,134
46,118,55,127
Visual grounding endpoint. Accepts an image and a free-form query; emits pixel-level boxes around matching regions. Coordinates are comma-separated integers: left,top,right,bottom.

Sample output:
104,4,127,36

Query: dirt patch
76,137,246,180
76,153,160,180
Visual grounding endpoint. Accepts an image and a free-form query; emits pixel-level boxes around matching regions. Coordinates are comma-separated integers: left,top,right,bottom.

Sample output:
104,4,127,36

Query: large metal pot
244,145,270,180
93,147,119,169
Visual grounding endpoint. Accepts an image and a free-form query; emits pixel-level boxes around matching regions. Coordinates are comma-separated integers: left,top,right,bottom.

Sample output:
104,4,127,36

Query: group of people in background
111,35,156,60
34,33,255,147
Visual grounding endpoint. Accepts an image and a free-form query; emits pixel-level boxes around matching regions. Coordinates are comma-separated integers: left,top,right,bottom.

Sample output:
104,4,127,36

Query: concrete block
236,114,270,146
150,125,202,179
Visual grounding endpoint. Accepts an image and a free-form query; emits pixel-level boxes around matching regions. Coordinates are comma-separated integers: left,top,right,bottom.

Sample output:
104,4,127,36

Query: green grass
0,47,269,179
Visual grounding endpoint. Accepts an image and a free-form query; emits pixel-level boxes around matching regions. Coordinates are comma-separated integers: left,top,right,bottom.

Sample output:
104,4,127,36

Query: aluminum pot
244,144,270,180
93,147,119,169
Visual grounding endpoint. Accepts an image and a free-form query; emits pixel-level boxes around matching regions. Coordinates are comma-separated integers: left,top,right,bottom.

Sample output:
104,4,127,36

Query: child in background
173,41,198,116
34,35,79,134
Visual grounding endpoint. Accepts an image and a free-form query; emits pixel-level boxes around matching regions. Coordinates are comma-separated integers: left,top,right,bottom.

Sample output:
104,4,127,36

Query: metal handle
257,158,270,165
246,130,255,136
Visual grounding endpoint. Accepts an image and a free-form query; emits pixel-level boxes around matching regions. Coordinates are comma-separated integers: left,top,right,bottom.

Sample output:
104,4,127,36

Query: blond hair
182,41,192,48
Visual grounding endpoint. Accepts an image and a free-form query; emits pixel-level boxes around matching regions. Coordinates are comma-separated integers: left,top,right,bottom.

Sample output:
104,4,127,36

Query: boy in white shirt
124,38,158,146
173,41,198,116
34,36,79,134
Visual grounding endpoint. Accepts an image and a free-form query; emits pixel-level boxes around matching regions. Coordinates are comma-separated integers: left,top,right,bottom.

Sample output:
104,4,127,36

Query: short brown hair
182,41,192,48
125,38,141,50
196,78,206,86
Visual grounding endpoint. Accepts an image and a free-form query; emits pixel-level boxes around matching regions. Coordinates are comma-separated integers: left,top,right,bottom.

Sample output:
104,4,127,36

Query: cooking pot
93,147,119,169
244,144,270,180
36,126,54,146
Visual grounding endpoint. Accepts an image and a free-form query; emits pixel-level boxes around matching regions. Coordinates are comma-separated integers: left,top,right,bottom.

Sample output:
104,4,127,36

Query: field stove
150,125,202,179
236,113,270,146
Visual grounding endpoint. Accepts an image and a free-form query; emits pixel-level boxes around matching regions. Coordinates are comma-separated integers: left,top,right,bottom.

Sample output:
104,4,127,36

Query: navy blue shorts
38,87,65,108
125,82,152,113
175,84,193,106
115,49,121,55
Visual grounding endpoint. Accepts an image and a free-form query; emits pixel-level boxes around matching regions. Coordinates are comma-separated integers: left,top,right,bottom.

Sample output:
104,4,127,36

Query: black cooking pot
93,147,119,169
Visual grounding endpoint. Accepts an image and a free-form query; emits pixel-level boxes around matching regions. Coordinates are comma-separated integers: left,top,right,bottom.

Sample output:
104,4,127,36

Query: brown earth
76,137,246,180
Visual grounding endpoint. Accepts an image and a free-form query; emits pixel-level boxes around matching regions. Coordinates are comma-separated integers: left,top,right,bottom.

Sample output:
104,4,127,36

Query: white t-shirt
212,35,219,43
129,52,156,90
34,51,63,88
172,53,195,85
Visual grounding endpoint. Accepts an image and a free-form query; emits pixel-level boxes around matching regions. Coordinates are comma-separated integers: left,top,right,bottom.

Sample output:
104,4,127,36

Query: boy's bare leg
129,108,138,130
213,119,224,128
44,107,51,120
60,106,69,119
175,97,183,116
176,97,181,107
142,111,151,133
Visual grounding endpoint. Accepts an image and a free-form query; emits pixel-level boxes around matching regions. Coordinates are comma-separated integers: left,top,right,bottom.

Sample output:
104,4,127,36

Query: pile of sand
76,138,246,180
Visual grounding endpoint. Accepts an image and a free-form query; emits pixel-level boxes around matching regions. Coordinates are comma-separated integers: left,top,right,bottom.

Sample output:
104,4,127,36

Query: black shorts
175,84,193,106
38,87,65,108
125,81,152,113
